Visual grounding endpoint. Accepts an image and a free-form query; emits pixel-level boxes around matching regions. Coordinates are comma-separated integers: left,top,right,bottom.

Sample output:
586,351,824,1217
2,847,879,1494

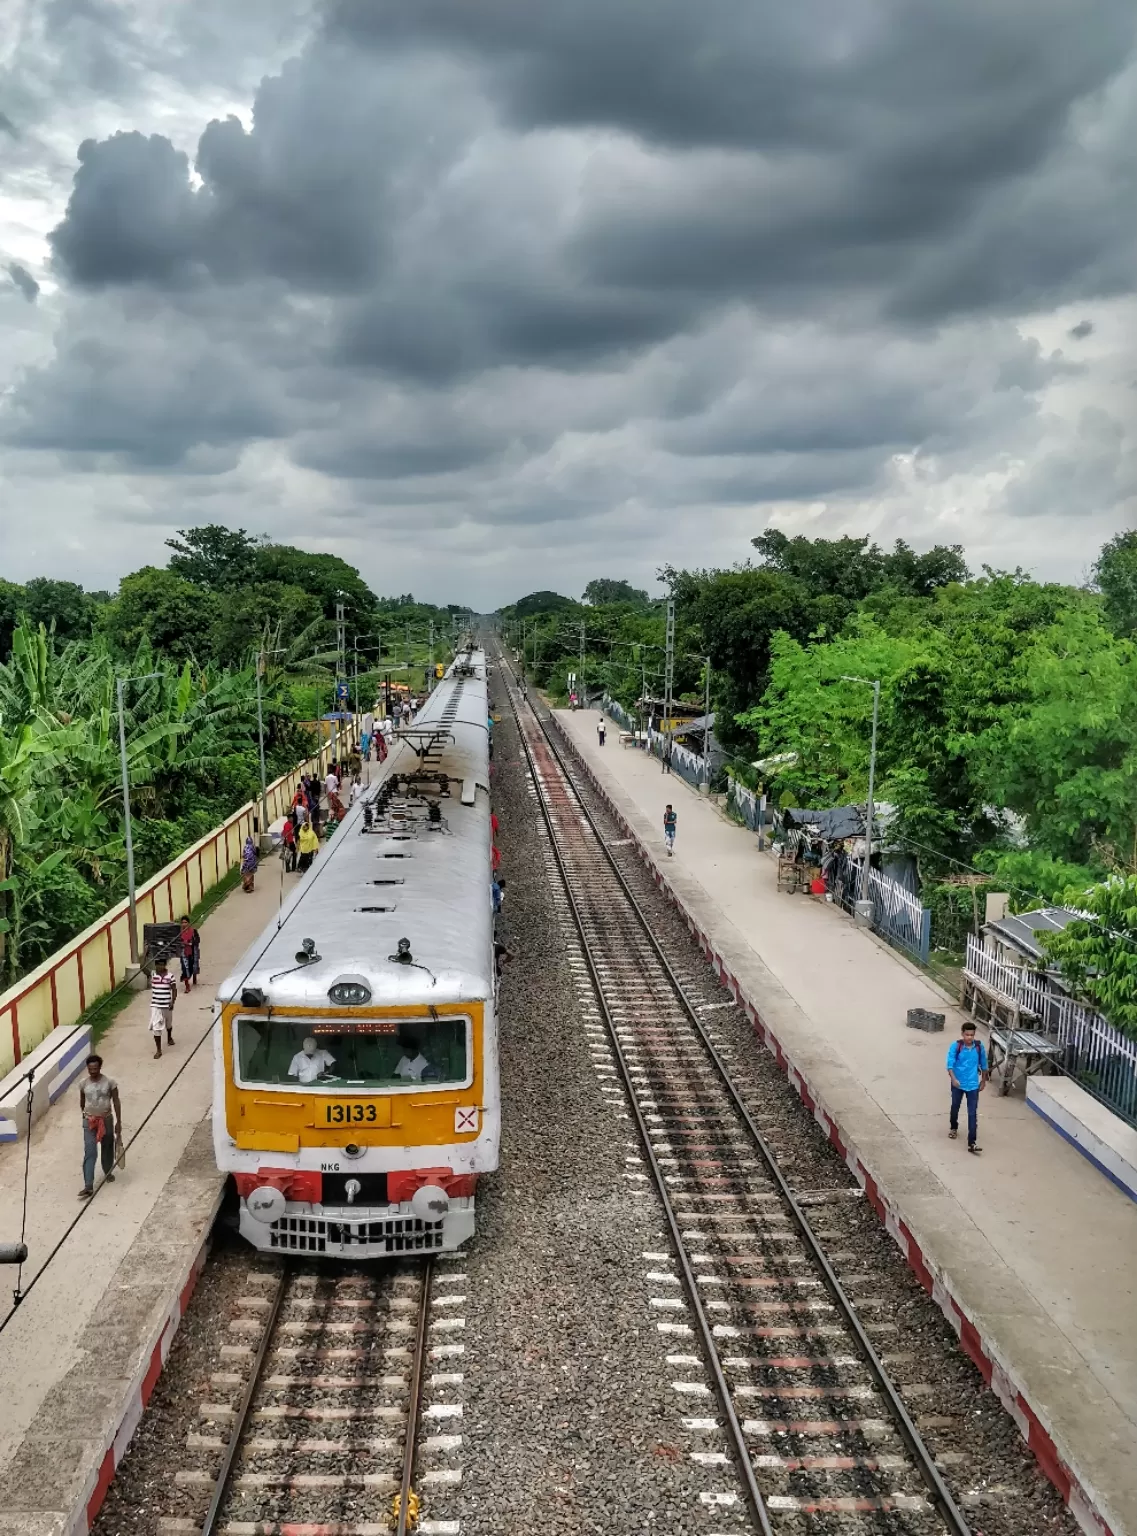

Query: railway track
501,657,972,1536
166,1255,462,1536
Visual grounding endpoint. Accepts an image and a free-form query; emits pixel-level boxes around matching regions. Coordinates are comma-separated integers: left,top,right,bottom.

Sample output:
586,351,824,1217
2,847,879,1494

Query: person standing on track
663,803,677,856
149,958,177,1058
78,1054,121,1198
946,1020,989,1153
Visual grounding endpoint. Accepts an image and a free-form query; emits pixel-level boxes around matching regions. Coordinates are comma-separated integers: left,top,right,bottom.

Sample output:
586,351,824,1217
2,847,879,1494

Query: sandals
967,1144,982,1155
948,1129,958,1140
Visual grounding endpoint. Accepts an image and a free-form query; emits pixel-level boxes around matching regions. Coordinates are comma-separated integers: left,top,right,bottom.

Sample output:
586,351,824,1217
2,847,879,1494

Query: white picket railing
963,935,1053,1018
964,934,1137,1122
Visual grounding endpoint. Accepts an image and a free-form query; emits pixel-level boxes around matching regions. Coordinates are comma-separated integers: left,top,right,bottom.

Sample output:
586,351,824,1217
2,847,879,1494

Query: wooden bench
619,731,647,748
989,1025,1062,1096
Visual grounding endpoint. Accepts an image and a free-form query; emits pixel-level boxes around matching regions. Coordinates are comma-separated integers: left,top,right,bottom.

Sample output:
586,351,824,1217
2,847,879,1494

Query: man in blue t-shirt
946,1020,989,1153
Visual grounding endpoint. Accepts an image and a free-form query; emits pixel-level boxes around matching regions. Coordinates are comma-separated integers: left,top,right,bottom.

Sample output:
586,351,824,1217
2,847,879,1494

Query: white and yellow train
212,645,499,1257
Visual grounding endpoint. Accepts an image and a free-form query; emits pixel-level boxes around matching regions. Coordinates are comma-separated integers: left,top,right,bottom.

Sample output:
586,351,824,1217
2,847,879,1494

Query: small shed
982,906,1081,991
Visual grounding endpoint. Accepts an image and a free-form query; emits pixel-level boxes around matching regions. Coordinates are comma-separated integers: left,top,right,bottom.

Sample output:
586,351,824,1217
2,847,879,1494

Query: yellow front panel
223,1002,485,1151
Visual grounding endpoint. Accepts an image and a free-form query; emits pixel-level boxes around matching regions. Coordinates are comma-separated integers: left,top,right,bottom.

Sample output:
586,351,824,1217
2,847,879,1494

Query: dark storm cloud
1069,319,1095,339
4,0,1134,547
7,264,40,303
50,132,201,285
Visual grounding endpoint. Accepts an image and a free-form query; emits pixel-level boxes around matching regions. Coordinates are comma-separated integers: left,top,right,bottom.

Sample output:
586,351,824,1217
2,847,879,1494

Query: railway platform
0,865,287,1536
556,705,1137,1536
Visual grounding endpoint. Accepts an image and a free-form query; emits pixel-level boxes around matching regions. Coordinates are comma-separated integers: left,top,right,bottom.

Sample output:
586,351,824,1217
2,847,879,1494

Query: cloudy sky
1,0,1134,609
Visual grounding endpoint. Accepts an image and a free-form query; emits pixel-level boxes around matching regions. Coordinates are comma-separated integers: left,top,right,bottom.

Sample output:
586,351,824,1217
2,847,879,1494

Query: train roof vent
357,904,397,913
370,878,405,886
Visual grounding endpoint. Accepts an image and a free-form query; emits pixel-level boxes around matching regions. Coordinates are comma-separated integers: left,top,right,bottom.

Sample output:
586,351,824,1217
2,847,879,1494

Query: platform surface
0,862,287,1518
559,706,1137,1536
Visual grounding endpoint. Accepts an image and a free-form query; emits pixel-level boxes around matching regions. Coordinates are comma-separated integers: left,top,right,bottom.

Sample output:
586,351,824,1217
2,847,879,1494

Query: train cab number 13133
321,1101,379,1125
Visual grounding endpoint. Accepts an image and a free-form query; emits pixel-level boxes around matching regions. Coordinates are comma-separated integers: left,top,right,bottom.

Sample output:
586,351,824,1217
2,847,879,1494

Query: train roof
217,648,494,1010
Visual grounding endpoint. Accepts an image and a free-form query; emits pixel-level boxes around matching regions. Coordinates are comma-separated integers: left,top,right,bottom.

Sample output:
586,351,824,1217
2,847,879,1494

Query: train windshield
236,1016,469,1090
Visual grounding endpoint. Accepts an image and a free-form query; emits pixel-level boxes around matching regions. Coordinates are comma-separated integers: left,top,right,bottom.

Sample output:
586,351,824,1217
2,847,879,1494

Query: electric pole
334,598,346,763
579,620,586,706
662,598,675,773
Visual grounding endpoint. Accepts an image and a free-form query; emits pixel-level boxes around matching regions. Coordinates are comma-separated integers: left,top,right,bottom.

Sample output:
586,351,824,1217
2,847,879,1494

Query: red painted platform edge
554,721,1118,1536
71,1183,226,1536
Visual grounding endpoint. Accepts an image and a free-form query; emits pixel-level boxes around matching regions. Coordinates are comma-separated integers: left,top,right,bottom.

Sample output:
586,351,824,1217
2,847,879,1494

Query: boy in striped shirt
150,957,177,1058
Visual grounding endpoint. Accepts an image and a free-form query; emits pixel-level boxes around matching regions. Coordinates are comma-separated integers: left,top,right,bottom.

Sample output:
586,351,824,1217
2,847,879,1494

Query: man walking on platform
663,803,677,856
597,718,606,747
150,957,177,1058
946,1020,989,1153
78,1054,121,1198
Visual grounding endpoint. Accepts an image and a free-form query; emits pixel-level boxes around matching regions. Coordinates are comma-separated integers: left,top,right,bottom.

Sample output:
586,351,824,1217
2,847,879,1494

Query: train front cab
218,997,498,1258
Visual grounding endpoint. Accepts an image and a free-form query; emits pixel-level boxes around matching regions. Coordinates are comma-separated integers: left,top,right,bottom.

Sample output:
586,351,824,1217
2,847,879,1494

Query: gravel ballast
536,700,1081,1536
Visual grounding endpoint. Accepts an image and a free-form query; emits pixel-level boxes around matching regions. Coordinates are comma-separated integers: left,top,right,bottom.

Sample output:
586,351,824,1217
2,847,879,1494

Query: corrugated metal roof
985,906,1080,960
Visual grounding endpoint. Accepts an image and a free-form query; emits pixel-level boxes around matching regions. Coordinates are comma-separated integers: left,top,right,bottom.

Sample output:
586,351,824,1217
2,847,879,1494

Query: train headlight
246,1185,286,1224
410,1184,450,1221
328,976,372,1006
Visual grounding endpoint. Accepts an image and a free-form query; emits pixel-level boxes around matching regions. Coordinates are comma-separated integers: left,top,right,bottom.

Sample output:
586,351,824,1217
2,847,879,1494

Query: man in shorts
150,957,177,1058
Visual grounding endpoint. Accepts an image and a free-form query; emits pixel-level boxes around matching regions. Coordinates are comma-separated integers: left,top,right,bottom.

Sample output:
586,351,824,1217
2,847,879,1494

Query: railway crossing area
555,703,1137,1536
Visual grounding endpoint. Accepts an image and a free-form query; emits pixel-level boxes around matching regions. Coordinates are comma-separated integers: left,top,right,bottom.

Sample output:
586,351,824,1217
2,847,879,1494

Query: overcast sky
1,0,1134,609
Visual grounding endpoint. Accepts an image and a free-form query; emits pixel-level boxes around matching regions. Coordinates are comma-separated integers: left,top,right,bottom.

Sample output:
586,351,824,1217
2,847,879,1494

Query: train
212,644,499,1258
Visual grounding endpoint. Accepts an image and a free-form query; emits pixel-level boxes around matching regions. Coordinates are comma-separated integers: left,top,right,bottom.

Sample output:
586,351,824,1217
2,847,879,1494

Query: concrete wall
1027,1075,1137,1203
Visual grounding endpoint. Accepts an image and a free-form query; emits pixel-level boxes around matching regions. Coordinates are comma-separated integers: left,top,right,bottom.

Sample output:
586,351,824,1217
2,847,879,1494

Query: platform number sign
455,1106,479,1134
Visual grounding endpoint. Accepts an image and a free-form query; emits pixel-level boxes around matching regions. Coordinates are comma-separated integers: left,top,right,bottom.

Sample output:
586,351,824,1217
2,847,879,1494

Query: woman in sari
241,835,258,892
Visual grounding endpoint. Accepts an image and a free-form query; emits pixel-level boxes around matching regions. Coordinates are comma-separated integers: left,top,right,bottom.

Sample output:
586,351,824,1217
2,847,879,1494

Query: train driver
289,1035,336,1084
394,1026,431,1082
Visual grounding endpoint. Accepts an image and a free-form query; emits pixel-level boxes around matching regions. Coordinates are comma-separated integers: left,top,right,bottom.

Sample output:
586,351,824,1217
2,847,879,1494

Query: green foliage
509,591,577,620
1092,530,1137,638
166,525,263,591
1042,876,1137,1038
752,529,969,600
582,579,651,607
974,602,1137,867
972,849,1101,908
100,568,220,662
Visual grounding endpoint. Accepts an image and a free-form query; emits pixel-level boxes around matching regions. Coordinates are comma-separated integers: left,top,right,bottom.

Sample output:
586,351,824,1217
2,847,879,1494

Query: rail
506,653,971,1536
201,1261,290,1536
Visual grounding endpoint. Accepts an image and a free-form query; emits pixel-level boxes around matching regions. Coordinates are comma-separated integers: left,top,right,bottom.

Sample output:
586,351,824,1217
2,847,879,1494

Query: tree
166,525,262,591
1092,530,1137,638
1042,876,1137,1038
582,578,650,607
209,583,323,669
511,591,577,619
100,568,220,662
752,529,969,600
662,563,849,752
974,602,1137,868
20,578,101,643
254,544,377,633
0,579,23,660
